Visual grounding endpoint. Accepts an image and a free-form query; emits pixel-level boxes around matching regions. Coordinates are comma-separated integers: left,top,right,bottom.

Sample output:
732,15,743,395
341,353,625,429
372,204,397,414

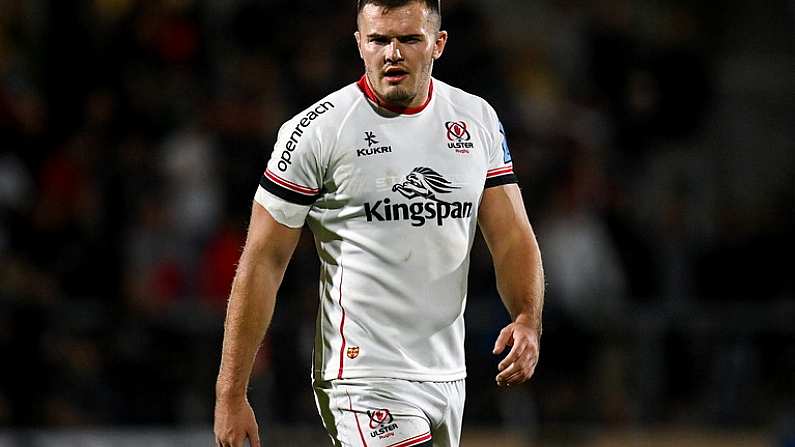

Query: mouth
383,67,409,83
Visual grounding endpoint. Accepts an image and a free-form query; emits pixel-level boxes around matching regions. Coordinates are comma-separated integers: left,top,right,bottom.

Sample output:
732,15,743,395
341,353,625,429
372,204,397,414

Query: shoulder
280,83,363,133
433,78,500,124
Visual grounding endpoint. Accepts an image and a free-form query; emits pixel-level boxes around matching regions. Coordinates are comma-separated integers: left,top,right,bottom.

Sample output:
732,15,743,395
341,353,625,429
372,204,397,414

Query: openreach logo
277,101,335,171
364,167,473,227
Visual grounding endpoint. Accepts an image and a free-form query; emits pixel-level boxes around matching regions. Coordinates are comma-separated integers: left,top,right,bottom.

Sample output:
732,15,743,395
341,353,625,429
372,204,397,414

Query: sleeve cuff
485,173,518,188
254,186,310,228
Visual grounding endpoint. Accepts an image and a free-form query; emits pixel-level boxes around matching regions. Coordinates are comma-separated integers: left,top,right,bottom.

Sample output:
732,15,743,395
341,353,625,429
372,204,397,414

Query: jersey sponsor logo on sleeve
498,120,512,163
357,131,393,157
363,167,473,227
277,101,335,172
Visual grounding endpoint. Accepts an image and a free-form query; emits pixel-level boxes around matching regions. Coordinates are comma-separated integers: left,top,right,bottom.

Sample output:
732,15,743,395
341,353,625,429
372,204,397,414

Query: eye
399,36,421,43
370,37,389,45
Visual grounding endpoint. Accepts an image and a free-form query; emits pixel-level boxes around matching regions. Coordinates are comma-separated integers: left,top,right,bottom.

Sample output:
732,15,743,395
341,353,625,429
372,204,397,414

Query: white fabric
313,378,465,447
254,187,311,229
255,78,516,382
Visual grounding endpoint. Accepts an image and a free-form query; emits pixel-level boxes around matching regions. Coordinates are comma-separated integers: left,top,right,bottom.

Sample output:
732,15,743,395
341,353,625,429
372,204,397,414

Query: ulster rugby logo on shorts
368,408,394,429
446,121,474,153
368,408,399,439
346,346,360,359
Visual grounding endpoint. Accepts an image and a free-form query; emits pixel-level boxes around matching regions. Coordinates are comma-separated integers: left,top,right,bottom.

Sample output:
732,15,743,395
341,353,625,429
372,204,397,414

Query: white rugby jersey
254,76,517,382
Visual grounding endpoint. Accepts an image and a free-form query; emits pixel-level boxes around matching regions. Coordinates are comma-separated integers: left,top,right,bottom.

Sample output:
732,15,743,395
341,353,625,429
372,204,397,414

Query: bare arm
478,184,544,387
214,202,302,447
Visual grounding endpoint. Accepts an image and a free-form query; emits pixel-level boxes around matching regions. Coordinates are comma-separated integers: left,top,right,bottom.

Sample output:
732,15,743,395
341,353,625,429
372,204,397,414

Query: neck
358,74,434,115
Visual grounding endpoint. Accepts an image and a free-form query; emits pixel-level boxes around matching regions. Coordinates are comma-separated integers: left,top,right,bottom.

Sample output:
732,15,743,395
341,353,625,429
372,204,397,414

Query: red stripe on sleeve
264,169,319,195
486,164,514,177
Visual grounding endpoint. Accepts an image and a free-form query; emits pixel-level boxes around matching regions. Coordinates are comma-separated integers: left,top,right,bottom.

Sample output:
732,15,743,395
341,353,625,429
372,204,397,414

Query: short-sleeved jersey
255,76,517,382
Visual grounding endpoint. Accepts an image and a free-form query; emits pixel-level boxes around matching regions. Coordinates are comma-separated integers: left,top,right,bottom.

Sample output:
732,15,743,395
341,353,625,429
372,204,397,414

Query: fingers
493,323,540,387
214,402,259,447
496,359,523,385
249,425,261,447
216,427,258,447
493,326,514,355
498,341,526,371
496,354,538,386
495,358,537,386
215,436,248,447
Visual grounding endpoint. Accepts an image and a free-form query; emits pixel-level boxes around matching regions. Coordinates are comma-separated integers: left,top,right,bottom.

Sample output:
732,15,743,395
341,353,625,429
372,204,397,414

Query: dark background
0,0,793,445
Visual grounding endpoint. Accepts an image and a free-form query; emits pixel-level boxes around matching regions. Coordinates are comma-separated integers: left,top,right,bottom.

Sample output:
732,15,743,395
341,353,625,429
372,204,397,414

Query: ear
432,30,448,60
354,31,364,60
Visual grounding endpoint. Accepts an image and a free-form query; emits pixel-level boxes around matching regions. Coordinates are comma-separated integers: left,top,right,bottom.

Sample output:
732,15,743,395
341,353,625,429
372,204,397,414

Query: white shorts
313,378,465,447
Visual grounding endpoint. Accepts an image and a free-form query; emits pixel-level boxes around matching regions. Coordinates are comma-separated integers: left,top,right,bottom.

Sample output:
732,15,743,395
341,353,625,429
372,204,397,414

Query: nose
385,39,403,63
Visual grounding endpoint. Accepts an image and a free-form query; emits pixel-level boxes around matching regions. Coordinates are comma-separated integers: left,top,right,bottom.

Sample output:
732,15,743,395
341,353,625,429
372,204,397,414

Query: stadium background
0,0,792,445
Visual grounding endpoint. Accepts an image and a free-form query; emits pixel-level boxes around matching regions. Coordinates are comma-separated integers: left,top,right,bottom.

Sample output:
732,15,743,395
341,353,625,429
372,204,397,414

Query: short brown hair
357,0,442,29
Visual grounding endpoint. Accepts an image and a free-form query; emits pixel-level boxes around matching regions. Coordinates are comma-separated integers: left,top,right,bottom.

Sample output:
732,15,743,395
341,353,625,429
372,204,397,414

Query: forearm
493,233,544,333
216,251,285,402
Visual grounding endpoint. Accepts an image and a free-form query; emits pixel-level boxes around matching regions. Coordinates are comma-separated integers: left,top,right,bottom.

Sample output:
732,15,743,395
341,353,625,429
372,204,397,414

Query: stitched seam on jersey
347,390,369,447
434,86,493,140
337,262,347,379
316,258,327,377
434,84,506,173
334,94,366,153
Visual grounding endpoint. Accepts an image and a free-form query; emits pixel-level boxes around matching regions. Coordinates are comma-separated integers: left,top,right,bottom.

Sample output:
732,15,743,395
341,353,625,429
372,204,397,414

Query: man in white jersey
214,1,544,446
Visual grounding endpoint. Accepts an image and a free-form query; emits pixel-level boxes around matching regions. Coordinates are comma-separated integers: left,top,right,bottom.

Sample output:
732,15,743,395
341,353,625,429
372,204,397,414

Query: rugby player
215,1,544,446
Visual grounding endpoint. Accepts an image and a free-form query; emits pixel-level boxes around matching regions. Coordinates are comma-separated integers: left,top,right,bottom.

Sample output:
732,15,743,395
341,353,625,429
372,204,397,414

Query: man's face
355,2,447,108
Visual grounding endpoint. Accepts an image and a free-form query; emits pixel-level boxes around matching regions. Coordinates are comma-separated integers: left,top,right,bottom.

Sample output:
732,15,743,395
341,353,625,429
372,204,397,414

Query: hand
214,397,261,447
492,321,540,387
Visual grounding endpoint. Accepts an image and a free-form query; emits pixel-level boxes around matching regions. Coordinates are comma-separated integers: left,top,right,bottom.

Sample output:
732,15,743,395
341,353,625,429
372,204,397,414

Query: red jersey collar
356,74,433,115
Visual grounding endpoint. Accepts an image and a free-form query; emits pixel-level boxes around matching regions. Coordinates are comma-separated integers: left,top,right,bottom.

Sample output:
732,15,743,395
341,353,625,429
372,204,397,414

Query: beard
383,86,415,105
371,59,434,107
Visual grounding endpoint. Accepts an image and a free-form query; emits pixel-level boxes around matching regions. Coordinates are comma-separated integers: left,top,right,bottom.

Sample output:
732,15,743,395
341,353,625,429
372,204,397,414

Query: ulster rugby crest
346,346,360,359
446,121,474,152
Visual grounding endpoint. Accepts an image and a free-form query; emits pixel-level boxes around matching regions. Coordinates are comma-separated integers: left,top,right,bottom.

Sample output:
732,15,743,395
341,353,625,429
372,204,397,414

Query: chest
327,115,490,206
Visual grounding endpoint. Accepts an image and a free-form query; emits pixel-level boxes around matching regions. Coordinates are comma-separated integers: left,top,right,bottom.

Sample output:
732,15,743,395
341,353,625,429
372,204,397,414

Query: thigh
422,380,465,447
314,378,434,447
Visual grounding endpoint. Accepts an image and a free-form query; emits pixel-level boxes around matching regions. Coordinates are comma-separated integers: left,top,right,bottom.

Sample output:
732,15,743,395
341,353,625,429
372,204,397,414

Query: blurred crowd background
0,0,793,445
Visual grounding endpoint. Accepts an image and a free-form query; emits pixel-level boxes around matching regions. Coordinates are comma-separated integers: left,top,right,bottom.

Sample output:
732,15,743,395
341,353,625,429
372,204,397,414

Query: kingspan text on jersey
363,198,473,227
277,101,335,172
